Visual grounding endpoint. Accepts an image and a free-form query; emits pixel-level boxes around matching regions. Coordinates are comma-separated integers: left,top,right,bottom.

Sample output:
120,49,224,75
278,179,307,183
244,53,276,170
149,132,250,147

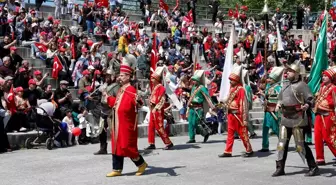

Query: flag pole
262,0,269,76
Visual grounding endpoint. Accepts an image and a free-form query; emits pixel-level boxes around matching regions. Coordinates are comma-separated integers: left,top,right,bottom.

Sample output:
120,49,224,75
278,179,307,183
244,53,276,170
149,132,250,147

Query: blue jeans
86,20,94,34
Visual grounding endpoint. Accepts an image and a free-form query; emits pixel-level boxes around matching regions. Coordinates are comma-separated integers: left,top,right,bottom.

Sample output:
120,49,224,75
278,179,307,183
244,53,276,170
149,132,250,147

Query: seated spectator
8,46,23,73
40,84,53,101
6,87,30,132
54,80,73,119
62,109,77,146
14,67,29,89
0,35,16,59
23,79,41,107
0,56,14,78
33,70,48,91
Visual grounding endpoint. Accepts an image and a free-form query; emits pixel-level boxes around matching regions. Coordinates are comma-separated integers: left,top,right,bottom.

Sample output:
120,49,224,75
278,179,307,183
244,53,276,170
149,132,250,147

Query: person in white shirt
62,109,78,145
214,18,223,36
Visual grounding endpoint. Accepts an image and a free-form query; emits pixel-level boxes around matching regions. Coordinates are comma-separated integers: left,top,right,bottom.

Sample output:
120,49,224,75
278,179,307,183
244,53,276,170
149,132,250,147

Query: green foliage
217,0,325,12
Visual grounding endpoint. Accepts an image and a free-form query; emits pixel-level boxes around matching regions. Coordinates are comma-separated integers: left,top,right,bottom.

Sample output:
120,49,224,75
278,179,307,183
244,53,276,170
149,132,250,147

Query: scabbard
232,113,244,126
270,111,278,121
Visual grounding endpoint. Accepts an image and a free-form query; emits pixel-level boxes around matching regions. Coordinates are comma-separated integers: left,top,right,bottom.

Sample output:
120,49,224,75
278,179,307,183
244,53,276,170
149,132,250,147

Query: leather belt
190,103,203,108
228,109,238,114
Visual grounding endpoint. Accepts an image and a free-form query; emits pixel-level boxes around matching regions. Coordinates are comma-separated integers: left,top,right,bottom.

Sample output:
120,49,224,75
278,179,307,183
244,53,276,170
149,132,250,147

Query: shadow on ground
286,165,336,177
123,165,186,177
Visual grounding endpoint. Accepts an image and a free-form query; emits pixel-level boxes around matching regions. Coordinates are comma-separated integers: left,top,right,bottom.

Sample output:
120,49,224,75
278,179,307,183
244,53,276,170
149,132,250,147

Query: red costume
314,69,336,163
108,84,139,158
148,84,173,146
106,54,147,177
220,66,253,157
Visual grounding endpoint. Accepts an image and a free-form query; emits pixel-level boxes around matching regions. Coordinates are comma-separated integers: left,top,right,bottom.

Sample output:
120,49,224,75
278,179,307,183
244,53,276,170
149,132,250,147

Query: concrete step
24,58,46,68
17,46,31,59
249,112,264,119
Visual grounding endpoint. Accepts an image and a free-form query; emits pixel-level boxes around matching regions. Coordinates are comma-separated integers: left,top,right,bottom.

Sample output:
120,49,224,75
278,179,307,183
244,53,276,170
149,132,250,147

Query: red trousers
148,110,172,145
314,114,336,162
224,113,253,154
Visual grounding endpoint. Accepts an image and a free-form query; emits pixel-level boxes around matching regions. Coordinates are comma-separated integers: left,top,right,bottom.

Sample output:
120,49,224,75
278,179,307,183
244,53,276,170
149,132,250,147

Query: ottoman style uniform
272,62,318,177
313,68,336,165
259,67,284,152
219,65,253,157
146,67,174,150
106,54,147,177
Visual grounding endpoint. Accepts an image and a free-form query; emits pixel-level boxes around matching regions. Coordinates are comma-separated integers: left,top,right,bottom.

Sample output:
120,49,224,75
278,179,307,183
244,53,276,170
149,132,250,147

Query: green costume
261,66,283,150
187,70,214,142
262,83,281,149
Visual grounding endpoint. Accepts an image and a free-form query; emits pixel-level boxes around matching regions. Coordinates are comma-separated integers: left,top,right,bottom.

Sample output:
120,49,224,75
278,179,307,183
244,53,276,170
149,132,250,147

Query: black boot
94,143,108,155
203,134,210,143
145,144,156,150
305,162,319,177
272,160,285,177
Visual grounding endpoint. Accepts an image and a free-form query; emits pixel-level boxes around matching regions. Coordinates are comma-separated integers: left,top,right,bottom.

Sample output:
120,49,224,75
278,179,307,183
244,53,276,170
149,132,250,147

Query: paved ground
1,131,336,185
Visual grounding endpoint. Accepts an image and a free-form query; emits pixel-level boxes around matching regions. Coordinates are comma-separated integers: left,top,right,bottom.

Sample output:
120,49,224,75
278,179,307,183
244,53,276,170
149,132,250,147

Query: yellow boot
106,170,122,177
135,162,148,176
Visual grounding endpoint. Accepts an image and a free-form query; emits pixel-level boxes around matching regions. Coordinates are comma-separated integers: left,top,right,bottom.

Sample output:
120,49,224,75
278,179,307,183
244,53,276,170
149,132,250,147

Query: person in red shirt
313,68,336,165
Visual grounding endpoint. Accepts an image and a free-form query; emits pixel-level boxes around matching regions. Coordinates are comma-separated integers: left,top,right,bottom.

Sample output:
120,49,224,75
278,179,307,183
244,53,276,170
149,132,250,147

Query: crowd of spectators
0,0,333,154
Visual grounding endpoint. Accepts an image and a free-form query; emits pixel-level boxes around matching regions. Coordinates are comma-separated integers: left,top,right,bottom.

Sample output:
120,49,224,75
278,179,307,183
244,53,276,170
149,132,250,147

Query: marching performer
94,70,120,155
145,67,174,150
106,54,147,177
272,61,318,177
186,70,215,143
313,68,336,165
258,67,283,152
219,65,253,157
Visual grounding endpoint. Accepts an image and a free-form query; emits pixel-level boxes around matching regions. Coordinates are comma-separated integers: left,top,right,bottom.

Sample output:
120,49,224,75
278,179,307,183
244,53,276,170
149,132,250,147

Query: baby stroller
25,103,61,150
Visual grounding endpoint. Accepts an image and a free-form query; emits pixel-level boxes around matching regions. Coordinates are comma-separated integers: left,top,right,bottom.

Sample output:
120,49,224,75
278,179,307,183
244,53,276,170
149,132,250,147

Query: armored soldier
259,67,283,152
272,62,318,177
94,70,121,155
313,68,336,165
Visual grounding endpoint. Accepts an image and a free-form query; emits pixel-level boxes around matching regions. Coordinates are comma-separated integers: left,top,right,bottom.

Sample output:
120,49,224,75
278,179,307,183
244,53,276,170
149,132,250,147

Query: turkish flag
34,42,48,53
71,36,76,59
95,0,108,7
187,10,193,23
159,0,169,12
7,85,16,114
52,55,63,79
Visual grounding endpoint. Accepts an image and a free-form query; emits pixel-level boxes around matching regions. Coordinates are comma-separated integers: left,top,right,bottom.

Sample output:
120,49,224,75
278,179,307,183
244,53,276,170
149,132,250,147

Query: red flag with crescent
52,55,63,79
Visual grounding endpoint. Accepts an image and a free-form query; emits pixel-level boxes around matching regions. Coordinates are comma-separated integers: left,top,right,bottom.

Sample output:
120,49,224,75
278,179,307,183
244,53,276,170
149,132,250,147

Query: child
77,106,91,144
62,109,78,146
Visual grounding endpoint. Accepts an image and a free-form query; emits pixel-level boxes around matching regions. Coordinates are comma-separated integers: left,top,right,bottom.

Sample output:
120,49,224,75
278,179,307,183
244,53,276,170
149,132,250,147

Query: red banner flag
172,0,179,12
52,55,63,79
159,0,169,12
71,36,76,59
34,42,48,53
95,0,108,7
187,10,193,23
7,85,16,114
